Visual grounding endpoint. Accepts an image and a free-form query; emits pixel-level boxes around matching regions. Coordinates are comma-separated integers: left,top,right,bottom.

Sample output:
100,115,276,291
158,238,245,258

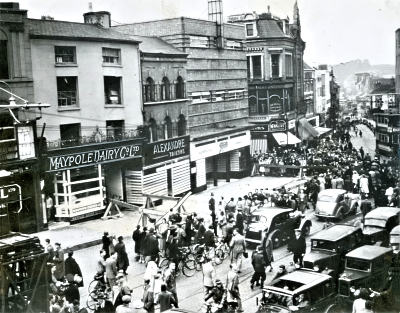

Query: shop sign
249,115,271,123
288,119,296,129
269,102,282,113
144,135,190,166
0,184,22,211
269,120,286,132
377,143,392,152
47,143,141,172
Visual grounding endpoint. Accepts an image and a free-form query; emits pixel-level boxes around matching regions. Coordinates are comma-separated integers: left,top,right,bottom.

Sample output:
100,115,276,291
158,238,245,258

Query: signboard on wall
144,135,190,166
269,120,286,132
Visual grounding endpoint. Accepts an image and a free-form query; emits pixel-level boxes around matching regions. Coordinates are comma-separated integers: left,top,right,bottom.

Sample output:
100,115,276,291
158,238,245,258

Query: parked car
337,245,393,309
363,207,400,246
256,269,336,313
303,224,364,277
314,189,360,220
245,208,312,248
390,225,400,253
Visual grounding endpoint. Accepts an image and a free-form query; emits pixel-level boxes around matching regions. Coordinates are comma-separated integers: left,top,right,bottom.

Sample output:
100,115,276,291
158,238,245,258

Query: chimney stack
83,10,111,28
208,0,224,49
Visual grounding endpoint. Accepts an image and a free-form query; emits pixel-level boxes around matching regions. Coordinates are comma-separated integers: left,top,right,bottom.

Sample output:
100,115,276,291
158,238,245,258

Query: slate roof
27,18,141,44
256,19,287,39
304,62,313,70
136,36,187,57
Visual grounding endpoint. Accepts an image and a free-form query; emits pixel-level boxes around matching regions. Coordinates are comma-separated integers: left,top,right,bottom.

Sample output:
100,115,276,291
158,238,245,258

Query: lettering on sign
145,135,190,166
48,144,141,171
0,184,22,211
269,102,282,113
269,120,286,132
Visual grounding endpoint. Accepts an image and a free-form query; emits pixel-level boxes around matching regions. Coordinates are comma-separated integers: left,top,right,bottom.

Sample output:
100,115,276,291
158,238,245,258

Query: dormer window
245,23,257,37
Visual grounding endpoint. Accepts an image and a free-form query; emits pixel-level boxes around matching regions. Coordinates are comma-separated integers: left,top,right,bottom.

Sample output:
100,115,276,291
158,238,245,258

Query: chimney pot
83,11,111,28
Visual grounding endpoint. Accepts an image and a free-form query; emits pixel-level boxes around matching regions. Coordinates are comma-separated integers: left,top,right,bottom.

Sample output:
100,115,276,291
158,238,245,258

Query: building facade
314,65,331,115
227,3,310,152
115,14,251,191
304,62,318,125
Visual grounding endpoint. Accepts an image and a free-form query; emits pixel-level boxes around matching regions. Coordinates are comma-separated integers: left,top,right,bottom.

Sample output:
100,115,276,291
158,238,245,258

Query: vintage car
314,189,360,220
256,269,336,313
390,225,400,253
363,206,400,246
245,207,312,248
337,245,393,307
302,224,364,277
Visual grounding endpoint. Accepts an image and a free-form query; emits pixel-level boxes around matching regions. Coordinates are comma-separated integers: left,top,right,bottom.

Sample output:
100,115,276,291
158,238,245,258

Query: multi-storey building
227,2,314,152
115,2,251,191
314,64,331,115
304,62,318,125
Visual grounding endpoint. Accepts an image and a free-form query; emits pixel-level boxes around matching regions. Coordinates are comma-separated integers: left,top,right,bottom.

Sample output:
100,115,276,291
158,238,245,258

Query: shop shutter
230,150,240,171
143,168,168,196
125,170,143,205
171,159,190,196
196,159,206,187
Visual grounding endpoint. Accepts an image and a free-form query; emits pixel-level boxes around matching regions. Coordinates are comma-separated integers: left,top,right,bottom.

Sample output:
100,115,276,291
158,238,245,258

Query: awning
272,132,301,145
251,139,268,154
298,117,319,140
314,126,332,137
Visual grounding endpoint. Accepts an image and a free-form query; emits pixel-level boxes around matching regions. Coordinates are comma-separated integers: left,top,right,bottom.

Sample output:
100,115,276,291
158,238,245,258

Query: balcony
46,128,144,150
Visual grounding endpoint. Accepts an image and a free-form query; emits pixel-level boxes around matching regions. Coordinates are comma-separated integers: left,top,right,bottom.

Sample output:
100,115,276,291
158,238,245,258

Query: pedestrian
158,284,178,312
359,130,363,137
96,249,107,283
143,227,160,265
235,208,244,235
105,252,118,288
209,193,217,236
359,147,365,160
115,295,134,313
218,211,227,238
102,232,112,259
142,279,154,313
115,236,129,275
132,225,142,262
64,275,80,304
225,197,236,216
114,272,133,309
202,257,216,297
250,246,266,290
204,225,216,251
359,174,369,198
287,229,306,266
45,238,55,261
196,218,206,244
352,288,373,313
262,234,274,272
164,263,178,306
139,227,148,263
226,265,243,312
64,250,83,287
53,242,65,280
230,228,246,273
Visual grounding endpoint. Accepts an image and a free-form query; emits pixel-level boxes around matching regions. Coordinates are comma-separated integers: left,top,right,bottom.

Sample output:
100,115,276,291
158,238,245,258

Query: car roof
163,309,197,313
391,225,400,235
253,207,293,217
267,270,331,295
311,224,361,241
346,245,392,260
318,189,347,197
365,207,400,220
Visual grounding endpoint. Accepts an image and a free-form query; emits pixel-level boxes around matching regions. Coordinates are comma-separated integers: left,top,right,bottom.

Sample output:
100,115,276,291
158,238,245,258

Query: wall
30,39,143,142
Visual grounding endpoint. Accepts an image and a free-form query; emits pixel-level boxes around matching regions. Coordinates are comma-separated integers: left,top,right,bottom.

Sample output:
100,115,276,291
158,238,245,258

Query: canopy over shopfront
314,126,333,137
298,117,319,140
272,132,301,145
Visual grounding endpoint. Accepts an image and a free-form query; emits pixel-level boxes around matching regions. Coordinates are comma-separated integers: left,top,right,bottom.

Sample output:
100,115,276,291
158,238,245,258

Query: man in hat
205,278,225,306
164,263,179,305
209,193,217,236
45,238,54,261
202,257,216,296
235,207,244,235
53,242,65,280
230,229,246,273
114,272,132,309
132,225,142,262
143,227,159,265
250,246,266,290
226,265,243,312
142,279,154,313
288,229,306,266
65,250,83,287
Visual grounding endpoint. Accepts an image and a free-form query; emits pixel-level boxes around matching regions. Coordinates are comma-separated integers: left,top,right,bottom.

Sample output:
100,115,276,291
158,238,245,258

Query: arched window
160,77,170,101
164,116,172,139
149,118,158,142
0,30,9,79
177,114,186,136
175,76,185,99
144,77,155,102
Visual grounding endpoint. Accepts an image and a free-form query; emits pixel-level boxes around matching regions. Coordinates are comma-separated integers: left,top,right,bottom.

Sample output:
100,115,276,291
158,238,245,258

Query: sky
12,0,400,66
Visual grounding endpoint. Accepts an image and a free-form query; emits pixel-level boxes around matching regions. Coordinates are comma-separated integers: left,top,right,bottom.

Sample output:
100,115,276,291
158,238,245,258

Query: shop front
190,130,251,192
125,135,191,205
45,139,142,222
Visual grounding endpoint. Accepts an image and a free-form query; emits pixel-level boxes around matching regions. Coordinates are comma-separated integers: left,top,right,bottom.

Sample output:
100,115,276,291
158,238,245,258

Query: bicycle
86,274,111,311
159,246,197,277
214,238,230,265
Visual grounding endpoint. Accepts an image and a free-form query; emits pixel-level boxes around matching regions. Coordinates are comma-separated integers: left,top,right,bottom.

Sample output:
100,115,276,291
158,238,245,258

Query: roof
256,19,287,38
304,62,313,70
318,189,347,197
136,36,187,57
311,224,360,241
27,18,141,44
365,207,400,220
346,245,392,260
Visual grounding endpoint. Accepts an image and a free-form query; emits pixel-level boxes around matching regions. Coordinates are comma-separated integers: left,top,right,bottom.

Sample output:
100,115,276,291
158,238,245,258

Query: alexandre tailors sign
144,135,190,166
47,142,142,172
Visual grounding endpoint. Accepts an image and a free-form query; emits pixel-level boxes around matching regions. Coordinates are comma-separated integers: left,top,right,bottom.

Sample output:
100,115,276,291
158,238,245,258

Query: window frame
0,31,9,79
56,76,79,108
247,53,264,80
160,77,171,101
285,53,293,77
245,23,257,38
102,47,121,65
54,46,76,64
270,54,281,79
104,76,122,105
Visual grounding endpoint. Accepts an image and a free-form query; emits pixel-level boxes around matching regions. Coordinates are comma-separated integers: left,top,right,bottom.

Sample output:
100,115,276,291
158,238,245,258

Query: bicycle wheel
182,258,197,277
88,279,98,294
86,293,99,310
159,258,170,271
214,248,224,265
195,254,203,271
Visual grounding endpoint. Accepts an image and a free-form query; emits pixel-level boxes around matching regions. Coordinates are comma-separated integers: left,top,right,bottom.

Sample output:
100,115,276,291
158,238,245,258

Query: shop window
144,77,155,102
102,47,121,64
0,31,9,79
271,54,280,78
160,77,171,101
285,54,293,77
57,76,78,107
60,123,80,147
149,119,158,142
106,120,124,140
104,76,122,104
177,114,186,136
54,46,76,64
175,76,185,99
164,116,172,139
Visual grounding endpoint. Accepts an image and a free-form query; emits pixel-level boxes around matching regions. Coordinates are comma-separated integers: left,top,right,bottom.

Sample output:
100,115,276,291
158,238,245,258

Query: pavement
35,176,305,251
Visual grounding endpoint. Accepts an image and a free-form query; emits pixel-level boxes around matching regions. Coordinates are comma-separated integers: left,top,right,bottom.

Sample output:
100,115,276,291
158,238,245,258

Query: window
0,31,9,79
102,48,121,64
378,133,390,143
177,114,186,136
55,46,76,64
144,77,155,102
104,76,122,104
160,77,171,101
60,123,80,147
164,116,172,139
285,54,293,77
106,120,124,140
57,76,78,107
245,23,256,37
175,76,185,99
149,119,158,142
271,54,280,78
247,55,263,80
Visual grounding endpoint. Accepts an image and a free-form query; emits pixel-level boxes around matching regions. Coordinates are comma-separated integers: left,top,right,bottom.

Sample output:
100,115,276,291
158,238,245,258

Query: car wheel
271,231,281,249
337,209,345,220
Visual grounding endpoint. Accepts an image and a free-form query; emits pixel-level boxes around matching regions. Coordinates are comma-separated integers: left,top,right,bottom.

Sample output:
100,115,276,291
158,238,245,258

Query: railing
46,128,144,150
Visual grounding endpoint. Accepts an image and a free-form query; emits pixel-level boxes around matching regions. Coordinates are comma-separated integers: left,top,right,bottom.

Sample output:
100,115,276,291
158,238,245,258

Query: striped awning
251,139,268,154
272,132,301,145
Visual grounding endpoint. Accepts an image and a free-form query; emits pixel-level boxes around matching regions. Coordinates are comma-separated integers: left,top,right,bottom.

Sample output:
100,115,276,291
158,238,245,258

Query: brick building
115,13,251,191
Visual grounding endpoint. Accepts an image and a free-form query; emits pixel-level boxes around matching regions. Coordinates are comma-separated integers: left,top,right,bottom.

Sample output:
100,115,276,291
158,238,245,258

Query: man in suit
143,227,160,265
230,228,246,273
202,258,216,296
53,242,65,280
142,279,154,313
288,229,306,266
105,252,118,288
158,284,178,312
